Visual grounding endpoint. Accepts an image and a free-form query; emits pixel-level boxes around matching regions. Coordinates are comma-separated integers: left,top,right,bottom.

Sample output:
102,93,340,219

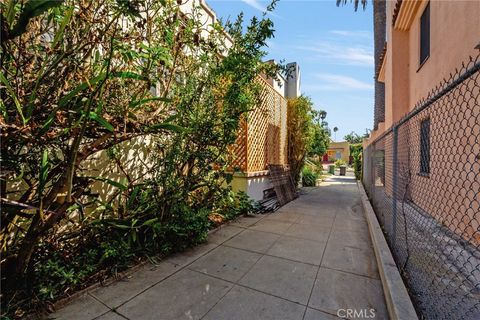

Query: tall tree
333,127,339,141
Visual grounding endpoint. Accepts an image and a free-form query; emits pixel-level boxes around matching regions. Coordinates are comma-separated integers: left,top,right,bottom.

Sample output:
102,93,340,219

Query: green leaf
40,74,107,133
126,186,140,209
38,149,50,219
141,218,159,227
94,177,127,191
0,72,26,124
110,223,131,230
9,0,64,39
111,71,147,81
51,5,73,48
39,150,49,195
58,74,106,108
147,123,185,133
0,100,8,122
5,0,16,26
87,111,114,132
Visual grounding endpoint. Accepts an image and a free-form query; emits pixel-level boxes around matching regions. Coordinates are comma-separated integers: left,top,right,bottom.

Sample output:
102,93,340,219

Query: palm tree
337,0,386,130
336,0,367,11
319,110,327,124
333,127,339,141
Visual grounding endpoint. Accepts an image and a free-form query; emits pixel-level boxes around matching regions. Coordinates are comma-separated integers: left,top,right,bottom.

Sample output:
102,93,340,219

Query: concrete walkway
51,175,388,320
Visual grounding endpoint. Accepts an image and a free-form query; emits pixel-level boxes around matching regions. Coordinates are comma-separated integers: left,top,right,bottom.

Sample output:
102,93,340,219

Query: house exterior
78,0,296,204
364,0,479,240
324,141,350,163
366,0,479,142
362,2,479,317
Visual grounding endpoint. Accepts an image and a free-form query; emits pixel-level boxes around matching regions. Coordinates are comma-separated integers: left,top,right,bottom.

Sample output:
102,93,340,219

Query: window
420,119,430,174
420,3,430,66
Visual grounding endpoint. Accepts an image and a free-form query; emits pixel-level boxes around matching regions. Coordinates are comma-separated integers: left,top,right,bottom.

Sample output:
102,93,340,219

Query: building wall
368,0,480,143
407,0,479,109
286,62,301,98
326,141,350,163
366,0,480,244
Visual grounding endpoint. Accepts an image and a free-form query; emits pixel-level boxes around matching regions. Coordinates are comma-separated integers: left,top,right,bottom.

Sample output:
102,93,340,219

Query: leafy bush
287,97,328,186
353,152,362,180
302,166,319,187
350,143,363,156
0,0,277,317
334,159,347,168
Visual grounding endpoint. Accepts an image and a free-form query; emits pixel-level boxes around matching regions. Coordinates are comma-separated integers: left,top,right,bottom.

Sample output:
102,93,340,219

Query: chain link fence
363,54,480,320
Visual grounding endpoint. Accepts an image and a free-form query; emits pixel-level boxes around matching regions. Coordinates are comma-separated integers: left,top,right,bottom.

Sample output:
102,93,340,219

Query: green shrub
350,143,363,156
214,190,258,220
353,152,362,180
302,166,319,187
334,159,347,168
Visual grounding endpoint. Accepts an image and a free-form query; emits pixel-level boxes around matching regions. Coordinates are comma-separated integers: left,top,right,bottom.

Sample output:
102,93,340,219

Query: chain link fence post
391,126,398,247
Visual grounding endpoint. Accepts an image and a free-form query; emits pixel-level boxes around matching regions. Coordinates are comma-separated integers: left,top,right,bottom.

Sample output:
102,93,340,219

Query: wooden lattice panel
228,77,288,173
229,118,247,171
246,77,288,172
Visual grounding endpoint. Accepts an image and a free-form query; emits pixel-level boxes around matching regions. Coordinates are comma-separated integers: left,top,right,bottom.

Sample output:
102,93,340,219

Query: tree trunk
373,0,386,130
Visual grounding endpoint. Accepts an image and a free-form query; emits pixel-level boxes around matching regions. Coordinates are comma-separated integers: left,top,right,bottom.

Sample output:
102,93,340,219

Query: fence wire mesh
363,54,480,320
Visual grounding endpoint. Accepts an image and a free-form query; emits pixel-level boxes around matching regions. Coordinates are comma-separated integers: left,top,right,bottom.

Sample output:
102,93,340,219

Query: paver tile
296,214,335,228
328,228,372,250
249,219,293,234
262,211,300,223
284,223,330,242
94,311,126,320
285,205,337,217
203,286,305,320
321,242,378,279
223,229,280,253
304,308,340,320
267,236,326,265
207,225,244,244
229,214,265,228
239,255,317,304
165,242,218,267
117,269,231,320
309,268,387,319
90,262,178,308
189,246,261,282
332,217,368,232
49,294,109,320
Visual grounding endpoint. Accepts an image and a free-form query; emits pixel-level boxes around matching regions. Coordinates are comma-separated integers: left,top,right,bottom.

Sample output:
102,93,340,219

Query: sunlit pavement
50,174,388,320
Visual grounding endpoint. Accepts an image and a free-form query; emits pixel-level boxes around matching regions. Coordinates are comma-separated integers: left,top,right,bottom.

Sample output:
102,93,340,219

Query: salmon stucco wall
407,0,480,109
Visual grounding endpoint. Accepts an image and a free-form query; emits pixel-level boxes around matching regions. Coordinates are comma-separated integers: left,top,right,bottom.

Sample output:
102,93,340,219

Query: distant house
323,141,350,163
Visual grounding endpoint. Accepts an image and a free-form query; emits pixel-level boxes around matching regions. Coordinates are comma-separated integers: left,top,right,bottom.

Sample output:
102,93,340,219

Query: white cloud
329,30,372,39
241,0,282,18
295,41,374,67
242,0,266,12
303,73,373,91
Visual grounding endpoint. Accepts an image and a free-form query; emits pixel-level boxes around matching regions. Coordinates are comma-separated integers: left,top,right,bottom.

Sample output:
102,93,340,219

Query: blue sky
208,0,374,141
